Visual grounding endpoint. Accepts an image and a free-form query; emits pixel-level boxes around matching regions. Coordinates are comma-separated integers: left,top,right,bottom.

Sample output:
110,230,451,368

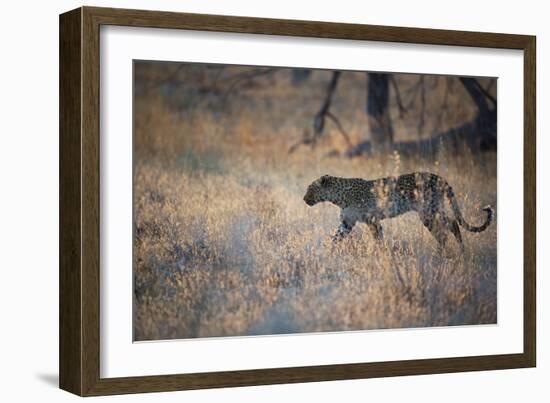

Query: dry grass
133,64,497,341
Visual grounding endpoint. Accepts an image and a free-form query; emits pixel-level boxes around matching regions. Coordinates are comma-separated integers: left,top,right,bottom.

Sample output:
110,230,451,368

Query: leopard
303,172,493,253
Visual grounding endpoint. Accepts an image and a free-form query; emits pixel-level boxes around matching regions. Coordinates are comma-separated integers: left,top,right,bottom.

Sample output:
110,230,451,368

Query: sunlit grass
133,146,496,341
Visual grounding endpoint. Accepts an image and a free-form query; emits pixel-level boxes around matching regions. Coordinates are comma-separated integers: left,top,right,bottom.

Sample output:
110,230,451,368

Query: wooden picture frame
59,6,536,396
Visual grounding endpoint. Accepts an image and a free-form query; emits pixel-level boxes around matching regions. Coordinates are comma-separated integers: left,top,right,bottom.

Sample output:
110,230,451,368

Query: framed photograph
59,6,536,396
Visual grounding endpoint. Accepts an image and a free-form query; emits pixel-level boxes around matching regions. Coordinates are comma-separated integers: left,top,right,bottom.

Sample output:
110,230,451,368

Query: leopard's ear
320,175,331,186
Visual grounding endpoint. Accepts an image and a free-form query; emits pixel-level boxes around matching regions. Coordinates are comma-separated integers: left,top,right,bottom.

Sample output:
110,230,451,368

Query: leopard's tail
445,185,493,233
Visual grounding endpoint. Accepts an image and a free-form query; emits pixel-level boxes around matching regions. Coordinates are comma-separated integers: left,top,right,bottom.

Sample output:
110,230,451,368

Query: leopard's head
303,175,337,206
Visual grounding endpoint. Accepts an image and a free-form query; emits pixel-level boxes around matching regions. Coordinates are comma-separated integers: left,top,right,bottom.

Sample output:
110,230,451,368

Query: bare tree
346,75,497,158
289,71,352,153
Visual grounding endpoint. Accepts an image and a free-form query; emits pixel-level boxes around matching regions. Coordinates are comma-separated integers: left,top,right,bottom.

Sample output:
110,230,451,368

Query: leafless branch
143,64,188,91
288,129,315,154
403,77,423,111
289,71,353,154
313,71,341,136
473,78,497,108
432,77,451,135
325,111,353,147
485,79,495,96
417,76,426,136
390,75,407,118
222,68,278,99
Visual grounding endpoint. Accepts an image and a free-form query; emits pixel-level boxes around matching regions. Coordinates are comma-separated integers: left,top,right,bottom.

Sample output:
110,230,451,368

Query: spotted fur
303,172,493,252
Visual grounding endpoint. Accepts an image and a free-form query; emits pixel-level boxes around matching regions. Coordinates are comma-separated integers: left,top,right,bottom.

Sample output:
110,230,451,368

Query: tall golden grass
133,64,496,341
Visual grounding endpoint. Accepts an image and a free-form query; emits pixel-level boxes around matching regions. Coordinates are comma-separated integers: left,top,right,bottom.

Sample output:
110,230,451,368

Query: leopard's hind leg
446,218,465,254
419,212,450,255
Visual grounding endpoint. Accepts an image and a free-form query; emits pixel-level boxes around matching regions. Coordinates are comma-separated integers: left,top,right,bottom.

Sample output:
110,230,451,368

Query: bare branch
289,71,346,154
143,64,187,91
417,75,426,136
222,68,278,99
288,108,352,154
288,129,315,154
404,78,423,111
390,75,407,118
313,71,341,137
485,79,495,95
459,77,491,115
473,79,497,108
432,77,451,135
325,111,353,147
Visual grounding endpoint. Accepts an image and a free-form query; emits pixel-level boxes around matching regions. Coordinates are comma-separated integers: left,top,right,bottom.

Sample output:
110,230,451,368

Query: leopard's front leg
367,217,384,241
332,213,356,242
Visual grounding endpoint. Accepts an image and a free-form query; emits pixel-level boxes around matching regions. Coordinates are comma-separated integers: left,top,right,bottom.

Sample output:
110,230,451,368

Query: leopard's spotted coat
303,172,493,252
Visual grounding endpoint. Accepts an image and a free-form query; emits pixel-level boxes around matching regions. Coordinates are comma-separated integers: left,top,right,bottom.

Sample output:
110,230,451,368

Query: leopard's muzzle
304,196,315,206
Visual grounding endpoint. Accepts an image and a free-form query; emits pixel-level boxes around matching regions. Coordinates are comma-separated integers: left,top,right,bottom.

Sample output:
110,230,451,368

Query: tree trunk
367,73,394,149
458,77,497,151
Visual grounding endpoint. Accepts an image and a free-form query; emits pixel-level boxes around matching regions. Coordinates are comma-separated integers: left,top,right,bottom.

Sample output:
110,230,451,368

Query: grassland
133,64,497,341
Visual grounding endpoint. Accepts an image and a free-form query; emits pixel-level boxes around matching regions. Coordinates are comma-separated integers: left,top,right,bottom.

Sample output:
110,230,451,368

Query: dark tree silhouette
289,71,352,153
345,74,497,158
143,63,496,159
366,73,394,149
458,77,497,151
